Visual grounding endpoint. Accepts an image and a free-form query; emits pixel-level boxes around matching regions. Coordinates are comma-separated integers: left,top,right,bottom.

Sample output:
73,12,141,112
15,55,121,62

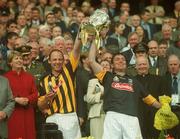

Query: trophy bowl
80,9,110,48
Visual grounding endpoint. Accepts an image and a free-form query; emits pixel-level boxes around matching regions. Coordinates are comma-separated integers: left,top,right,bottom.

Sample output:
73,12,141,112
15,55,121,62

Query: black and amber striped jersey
39,53,79,115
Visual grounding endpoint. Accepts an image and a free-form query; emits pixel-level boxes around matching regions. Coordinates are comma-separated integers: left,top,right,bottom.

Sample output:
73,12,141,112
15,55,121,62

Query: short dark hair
140,9,150,16
7,32,18,40
158,39,168,46
111,53,126,64
32,7,40,13
6,20,17,28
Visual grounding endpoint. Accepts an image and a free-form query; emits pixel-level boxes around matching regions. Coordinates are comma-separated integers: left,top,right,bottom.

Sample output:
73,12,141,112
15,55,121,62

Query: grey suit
0,76,15,138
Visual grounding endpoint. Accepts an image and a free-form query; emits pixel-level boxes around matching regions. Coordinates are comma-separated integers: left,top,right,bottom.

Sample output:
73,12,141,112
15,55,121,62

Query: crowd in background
0,0,180,139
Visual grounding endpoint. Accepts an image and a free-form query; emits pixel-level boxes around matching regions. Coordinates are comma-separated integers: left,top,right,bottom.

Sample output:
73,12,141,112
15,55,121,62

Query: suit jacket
135,74,163,138
162,72,175,96
148,56,168,76
122,24,132,38
146,5,165,24
0,76,15,138
153,31,177,44
76,66,93,118
141,21,157,40
85,78,104,119
108,33,127,51
167,45,180,59
121,45,135,66
162,72,180,139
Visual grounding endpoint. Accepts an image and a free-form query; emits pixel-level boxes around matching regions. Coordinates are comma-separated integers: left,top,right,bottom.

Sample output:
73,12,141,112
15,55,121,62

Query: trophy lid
89,9,110,27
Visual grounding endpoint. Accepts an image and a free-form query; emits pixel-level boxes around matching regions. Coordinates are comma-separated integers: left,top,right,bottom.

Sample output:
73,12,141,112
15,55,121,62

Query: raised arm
88,41,103,74
72,34,82,60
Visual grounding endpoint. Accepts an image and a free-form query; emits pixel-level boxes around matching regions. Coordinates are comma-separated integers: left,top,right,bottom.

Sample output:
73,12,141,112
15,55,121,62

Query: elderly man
135,56,164,139
162,54,180,138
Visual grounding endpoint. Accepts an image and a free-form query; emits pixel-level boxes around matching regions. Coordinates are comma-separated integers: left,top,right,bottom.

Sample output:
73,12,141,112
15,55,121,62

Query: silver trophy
80,9,110,48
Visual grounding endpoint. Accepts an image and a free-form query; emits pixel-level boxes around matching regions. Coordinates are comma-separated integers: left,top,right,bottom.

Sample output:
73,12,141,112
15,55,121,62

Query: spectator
135,25,149,43
135,56,164,139
121,32,140,66
64,36,74,54
0,7,10,24
126,43,149,76
116,11,131,38
44,12,56,29
140,9,157,40
170,0,180,19
69,10,85,40
27,27,39,43
6,20,18,33
0,32,18,60
31,7,42,27
130,15,141,32
107,22,127,52
36,0,49,22
53,36,66,53
52,26,62,39
53,7,67,34
146,0,165,29
153,24,176,48
76,53,93,136
107,0,117,19
0,76,15,139
0,51,9,74
4,51,38,139
162,54,180,138
147,40,168,75
167,39,180,58
158,40,168,58
23,7,32,27
39,25,51,39
120,2,130,13
16,14,29,37
85,59,111,139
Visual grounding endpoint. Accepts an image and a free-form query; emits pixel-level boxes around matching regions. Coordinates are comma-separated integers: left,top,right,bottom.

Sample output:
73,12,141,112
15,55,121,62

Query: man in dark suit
147,40,168,76
169,1,180,19
140,9,157,40
0,76,15,139
153,24,176,48
135,56,164,139
162,54,180,138
107,0,118,19
121,32,139,66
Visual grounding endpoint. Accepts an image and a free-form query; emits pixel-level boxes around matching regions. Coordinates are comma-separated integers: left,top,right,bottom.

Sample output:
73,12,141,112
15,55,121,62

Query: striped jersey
39,52,79,115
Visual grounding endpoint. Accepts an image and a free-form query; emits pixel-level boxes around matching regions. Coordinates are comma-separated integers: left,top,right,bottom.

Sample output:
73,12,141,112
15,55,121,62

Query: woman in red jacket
4,51,38,139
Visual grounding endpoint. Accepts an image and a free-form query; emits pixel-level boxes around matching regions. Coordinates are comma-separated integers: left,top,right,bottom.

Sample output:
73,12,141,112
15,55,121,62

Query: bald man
135,56,163,139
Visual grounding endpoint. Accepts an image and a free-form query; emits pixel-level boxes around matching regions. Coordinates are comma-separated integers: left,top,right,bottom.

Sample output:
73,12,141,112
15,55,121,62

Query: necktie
173,76,178,94
153,6,156,24
153,57,157,67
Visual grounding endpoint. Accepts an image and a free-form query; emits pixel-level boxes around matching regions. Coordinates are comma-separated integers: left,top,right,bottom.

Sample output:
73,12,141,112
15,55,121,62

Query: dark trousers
168,107,180,139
